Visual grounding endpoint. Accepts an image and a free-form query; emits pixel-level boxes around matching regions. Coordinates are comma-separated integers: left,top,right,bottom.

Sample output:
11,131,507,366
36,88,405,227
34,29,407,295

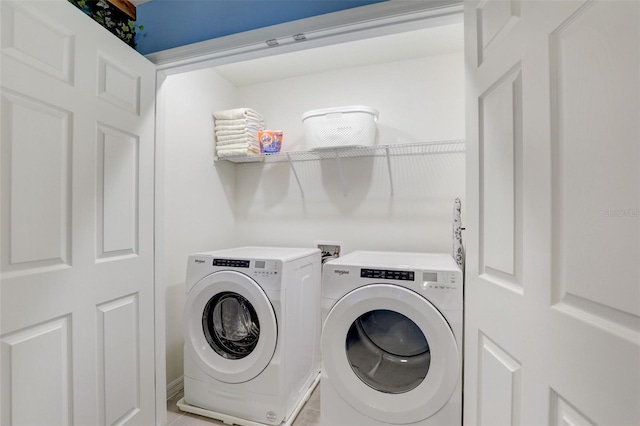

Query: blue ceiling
135,0,388,55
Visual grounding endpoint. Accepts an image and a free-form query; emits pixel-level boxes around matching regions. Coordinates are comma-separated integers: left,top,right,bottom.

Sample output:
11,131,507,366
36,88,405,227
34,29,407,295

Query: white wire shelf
215,140,465,164
214,140,465,198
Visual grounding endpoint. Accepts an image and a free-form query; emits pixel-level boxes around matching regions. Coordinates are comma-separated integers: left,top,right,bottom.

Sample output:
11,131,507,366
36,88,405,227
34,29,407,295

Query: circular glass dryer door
321,284,459,424
184,270,277,384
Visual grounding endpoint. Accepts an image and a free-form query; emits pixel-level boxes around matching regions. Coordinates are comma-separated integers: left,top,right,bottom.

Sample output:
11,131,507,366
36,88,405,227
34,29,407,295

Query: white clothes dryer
179,247,322,426
320,251,463,426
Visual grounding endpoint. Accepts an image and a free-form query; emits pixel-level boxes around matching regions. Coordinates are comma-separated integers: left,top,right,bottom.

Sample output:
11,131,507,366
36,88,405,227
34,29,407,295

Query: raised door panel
0,316,72,425
475,0,520,66
97,124,139,261
0,1,74,84
98,54,140,115
550,391,596,426
479,65,523,292
477,334,521,425
97,295,141,426
550,0,640,332
0,91,72,275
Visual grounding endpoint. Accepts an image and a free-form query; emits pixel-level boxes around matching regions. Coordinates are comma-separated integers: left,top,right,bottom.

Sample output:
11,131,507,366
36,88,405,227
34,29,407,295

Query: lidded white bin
302,105,378,150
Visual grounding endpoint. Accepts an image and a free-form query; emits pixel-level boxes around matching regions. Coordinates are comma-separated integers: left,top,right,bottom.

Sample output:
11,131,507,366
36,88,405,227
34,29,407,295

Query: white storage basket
302,106,378,150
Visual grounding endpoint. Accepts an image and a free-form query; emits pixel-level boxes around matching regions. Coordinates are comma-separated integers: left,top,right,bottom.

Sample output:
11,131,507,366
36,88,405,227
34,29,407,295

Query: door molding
146,0,462,74
152,3,463,422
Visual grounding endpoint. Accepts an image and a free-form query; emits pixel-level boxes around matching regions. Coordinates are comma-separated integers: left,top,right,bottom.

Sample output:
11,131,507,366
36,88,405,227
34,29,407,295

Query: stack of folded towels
213,108,265,158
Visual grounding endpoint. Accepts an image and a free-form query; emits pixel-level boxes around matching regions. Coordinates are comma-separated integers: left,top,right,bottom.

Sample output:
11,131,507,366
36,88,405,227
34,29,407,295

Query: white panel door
0,1,157,425
464,0,639,425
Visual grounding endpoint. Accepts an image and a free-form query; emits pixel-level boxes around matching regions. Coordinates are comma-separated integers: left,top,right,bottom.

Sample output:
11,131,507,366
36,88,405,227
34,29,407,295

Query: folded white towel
216,138,256,147
216,142,259,151
216,132,259,143
216,136,258,147
214,118,265,127
216,147,259,158
215,124,264,132
213,108,263,121
215,129,260,138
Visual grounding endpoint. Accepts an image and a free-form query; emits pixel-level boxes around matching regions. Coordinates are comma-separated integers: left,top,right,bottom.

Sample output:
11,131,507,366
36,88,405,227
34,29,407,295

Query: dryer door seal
321,284,459,424
184,270,277,384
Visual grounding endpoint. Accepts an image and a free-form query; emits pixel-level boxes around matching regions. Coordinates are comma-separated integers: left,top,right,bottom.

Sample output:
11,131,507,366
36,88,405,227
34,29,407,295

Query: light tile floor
166,385,321,426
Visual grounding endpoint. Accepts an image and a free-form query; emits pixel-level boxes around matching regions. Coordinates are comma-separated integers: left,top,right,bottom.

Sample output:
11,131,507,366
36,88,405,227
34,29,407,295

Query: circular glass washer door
321,284,459,424
184,270,277,384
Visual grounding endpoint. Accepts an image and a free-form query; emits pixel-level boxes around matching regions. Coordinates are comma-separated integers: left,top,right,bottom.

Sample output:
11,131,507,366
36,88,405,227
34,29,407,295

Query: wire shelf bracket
287,153,304,198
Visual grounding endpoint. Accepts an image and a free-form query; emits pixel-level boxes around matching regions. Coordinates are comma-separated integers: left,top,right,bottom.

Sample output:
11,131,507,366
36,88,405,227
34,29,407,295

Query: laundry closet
159,17,465,389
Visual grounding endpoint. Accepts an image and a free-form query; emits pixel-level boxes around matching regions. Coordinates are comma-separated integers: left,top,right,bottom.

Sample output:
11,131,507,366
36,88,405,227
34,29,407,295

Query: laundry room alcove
158,7,467,397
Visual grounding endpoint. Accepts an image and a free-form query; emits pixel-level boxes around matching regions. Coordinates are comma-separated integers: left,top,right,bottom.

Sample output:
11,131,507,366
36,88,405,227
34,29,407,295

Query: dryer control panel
251,259,280,278
423,271,458,290
360,268,414,281
213,258,250,268
211,257,281,280
358,268,458,290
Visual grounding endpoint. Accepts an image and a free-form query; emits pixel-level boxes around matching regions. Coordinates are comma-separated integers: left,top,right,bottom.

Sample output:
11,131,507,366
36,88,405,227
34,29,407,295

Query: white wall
236,53,465,150
232,52,465,252
162,51,465,387
161,68,238,386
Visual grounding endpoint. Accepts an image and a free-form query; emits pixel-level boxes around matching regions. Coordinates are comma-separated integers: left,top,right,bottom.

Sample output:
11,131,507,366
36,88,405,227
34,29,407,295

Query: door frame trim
152,2,462,422
147,0,462,75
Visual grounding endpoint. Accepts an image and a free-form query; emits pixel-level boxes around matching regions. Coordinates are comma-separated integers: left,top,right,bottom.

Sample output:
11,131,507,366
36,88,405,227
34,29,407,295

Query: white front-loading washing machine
320,251,463,426
178,247,322,426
